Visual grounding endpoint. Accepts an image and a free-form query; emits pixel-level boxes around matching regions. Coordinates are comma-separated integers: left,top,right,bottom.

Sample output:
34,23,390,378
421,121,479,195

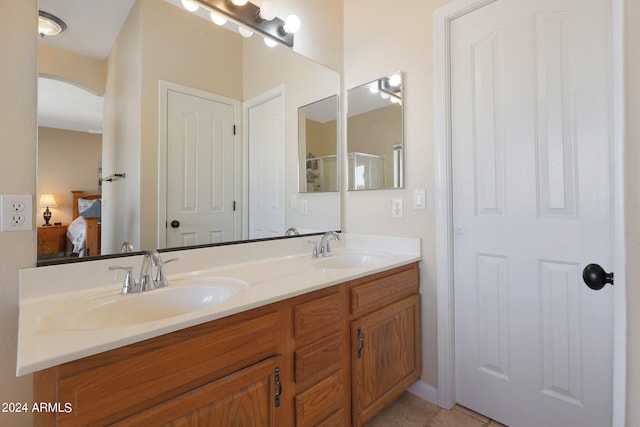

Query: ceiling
37,0,136,134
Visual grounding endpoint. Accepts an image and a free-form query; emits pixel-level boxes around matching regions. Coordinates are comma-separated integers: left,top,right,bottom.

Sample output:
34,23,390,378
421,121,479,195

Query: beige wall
626,0,640,424
38,44,107,95
344,0,450,389
0,1,37,426
37,127,102,226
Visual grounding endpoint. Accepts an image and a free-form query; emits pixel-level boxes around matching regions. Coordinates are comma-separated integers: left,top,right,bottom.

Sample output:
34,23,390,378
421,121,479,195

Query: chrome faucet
319,231,340,257
309,231,341,259
285,227,300,236
110,250,178,294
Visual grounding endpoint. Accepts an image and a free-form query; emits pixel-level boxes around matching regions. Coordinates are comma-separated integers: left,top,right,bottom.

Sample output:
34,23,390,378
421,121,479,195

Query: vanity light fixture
264,37,277,47
38,11,67,38
257,1,277,21
191,0,297,46
283,14,301,34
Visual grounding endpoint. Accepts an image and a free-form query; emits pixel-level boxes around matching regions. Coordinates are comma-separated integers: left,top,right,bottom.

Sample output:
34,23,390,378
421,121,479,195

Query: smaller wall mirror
298,95,339,192
347,72,403,190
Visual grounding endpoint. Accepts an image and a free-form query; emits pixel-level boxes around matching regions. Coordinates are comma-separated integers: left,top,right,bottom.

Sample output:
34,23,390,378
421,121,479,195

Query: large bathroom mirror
36,0,341,264
347,72,403,190
298,95,339,193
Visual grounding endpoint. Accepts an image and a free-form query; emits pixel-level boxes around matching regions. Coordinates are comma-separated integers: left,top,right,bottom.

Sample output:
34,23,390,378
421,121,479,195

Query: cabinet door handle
357,327,364,359
274,367,282,408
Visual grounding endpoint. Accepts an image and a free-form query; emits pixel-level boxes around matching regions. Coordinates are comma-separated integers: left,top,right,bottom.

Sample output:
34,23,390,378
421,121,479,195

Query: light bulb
380,92,390,100
210,12,227,25
264,37,277,47
239,26,253,38
283,14,301,34
259,1,277,21
368,82,379,94
181,0,199,12
390,96,400,104
388,74,401,87
231,0,248,6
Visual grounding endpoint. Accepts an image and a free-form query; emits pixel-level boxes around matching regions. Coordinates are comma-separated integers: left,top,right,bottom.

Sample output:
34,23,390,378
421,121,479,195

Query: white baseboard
408,381,439,406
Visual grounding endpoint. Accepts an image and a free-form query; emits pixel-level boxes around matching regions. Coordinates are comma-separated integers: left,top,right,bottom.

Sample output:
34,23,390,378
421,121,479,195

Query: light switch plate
1,195,33,231
413,189,426,210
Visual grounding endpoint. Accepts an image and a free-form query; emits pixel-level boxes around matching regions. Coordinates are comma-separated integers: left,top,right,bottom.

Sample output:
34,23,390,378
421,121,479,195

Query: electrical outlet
1,195,32,231
392,198,403,218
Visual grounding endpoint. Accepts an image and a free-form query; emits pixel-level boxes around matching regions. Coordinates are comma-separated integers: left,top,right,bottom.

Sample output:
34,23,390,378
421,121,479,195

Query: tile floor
365,392,508,427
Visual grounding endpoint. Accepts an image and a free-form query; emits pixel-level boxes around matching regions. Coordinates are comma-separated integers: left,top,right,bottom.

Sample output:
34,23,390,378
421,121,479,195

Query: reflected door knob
170,220,180,229
582,264,614,290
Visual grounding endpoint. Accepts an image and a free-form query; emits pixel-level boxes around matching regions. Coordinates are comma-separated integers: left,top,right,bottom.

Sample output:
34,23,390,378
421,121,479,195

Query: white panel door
247,93,285,239
451,1,613,426
166,89,236,247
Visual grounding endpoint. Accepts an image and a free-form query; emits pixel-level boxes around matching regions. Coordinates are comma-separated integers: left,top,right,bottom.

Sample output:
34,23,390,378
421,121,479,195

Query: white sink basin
40,277,248,331
312,251,393,269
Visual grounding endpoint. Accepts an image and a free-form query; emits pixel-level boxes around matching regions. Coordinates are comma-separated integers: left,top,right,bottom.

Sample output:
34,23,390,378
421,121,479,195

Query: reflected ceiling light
38,11,67,37
231,0,249,6
239,26,254,38
181,0,200,12
258,1,277,21
283,14,301,34
210,11,227,25
264,37,277,47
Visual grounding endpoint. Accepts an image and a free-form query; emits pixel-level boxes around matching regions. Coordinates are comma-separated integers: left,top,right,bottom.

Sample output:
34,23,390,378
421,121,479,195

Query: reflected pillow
78,198,101,217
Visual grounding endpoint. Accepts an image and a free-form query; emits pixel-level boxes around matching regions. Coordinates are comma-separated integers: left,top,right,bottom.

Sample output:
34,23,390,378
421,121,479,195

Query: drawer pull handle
274,367,282,407
357,327,364,359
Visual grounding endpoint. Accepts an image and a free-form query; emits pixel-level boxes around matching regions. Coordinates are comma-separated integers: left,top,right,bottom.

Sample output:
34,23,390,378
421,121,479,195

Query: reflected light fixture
238,26,254,38
264,37,277,47
231,0,249,5
181,0,200,12
210,11,227,25
38,11,67,37
39,193,58,226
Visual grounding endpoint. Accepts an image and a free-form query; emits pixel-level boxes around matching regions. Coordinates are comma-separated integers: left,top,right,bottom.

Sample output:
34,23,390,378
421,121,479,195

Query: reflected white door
246,91,285,239
166,89,236,247
451,0,613,426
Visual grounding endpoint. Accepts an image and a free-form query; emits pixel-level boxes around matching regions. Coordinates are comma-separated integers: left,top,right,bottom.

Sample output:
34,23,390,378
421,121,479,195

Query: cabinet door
114,356,283,426
351,295,421,427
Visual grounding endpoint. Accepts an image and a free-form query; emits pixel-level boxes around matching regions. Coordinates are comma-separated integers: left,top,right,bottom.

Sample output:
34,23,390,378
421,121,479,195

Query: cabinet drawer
295,332,343,387
350,263,419,317
295,370,345,427
294,292,344,340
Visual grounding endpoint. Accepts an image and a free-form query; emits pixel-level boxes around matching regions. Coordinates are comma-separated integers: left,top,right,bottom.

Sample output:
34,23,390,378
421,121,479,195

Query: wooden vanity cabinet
349,263,421,427
33,306,285,426
33,262,420,427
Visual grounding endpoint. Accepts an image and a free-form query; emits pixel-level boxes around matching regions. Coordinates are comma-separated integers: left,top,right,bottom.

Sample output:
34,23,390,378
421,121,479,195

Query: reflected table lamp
39,193,58,226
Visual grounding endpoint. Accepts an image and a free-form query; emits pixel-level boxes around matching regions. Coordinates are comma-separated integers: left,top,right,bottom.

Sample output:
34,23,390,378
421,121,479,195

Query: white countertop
17,233,421,376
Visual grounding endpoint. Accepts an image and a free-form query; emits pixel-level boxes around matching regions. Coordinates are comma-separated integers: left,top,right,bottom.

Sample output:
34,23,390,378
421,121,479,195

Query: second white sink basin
40,277,248,331
312,251,393,269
